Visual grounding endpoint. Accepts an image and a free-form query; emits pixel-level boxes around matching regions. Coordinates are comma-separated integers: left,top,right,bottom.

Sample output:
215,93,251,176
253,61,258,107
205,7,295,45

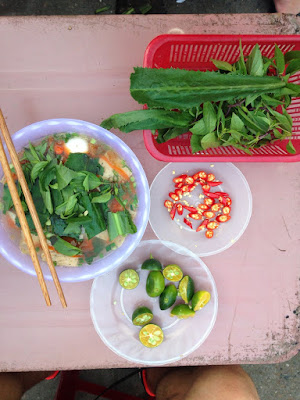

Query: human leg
273,0,300,14
0,371,54,400
146,365,260,400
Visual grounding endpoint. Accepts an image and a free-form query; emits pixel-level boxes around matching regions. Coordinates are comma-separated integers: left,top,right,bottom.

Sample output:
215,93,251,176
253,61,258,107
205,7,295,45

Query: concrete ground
0,0,299,399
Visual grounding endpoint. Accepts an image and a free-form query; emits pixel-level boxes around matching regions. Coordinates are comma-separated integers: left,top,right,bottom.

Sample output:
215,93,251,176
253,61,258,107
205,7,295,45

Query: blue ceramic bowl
0,119,150,282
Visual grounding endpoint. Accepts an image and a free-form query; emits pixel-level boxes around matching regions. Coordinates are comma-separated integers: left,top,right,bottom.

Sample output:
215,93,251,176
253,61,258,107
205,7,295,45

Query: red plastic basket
143,34,300,162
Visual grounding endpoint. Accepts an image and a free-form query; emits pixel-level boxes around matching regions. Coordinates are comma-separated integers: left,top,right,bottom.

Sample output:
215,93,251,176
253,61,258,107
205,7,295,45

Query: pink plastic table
0,14,299,371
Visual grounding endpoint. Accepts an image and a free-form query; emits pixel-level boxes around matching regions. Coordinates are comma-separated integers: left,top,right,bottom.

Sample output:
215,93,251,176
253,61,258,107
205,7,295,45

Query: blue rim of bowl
0,119,150,282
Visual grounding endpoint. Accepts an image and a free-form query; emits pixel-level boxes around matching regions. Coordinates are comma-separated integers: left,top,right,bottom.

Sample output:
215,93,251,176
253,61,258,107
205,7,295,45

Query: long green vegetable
130,68,286,110
101,43,300,155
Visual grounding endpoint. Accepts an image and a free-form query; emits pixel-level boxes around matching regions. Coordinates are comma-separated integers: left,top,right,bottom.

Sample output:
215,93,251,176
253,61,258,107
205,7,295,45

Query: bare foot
274,0,300,14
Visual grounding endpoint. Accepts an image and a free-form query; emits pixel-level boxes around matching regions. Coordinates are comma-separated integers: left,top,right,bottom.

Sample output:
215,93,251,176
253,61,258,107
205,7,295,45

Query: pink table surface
0,14,299,371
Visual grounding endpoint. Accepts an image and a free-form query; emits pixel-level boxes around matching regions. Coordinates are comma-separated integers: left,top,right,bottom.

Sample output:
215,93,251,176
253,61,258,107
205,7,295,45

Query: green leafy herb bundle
101,43,300,155
2,135,137,262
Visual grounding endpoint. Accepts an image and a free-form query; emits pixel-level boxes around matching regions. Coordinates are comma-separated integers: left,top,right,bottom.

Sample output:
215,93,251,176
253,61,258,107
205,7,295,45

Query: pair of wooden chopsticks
0,110,67,307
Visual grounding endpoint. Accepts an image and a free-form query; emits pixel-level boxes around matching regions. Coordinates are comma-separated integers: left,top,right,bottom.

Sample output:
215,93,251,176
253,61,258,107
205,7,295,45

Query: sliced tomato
207,221,219,230
54,141,65,155
203,211,215,219
61,236,81,247
205,230,214,238
216,215,231,223
110,198,124,212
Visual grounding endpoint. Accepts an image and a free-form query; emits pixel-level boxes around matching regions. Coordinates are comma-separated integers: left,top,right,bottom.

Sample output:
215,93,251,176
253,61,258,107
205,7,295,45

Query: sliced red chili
226,197,232,206
176,203,183,215
164,200,173,209
207,173,215,182
202,184,211,192
183,218,193,229
196,219,209,232
198,204,209,211
214,191,229,197
218,196,228,205
192,172,199,180
207,221,219,230
208,181,223,187
203,211,215,219
204,198,215,207
183,205,198,213
216,215,231,223
169,192,179,201
175,181,184,189
198,171,207,180
205,229,214,238
173,174,187,184
206,192,219,199
188,213,202,220
187,184,196,192
222,206,231,215
170,204,177,220
211,203,223,212
181,185,190,192
175,189,183,198
185,176,195,185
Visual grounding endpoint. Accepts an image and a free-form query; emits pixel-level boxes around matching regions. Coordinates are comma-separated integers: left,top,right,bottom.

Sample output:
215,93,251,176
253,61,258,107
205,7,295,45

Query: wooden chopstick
0,123,51,306
0,110,67,308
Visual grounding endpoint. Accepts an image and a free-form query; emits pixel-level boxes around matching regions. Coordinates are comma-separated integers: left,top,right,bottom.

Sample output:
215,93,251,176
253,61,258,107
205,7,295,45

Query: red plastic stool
54,370,153,400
